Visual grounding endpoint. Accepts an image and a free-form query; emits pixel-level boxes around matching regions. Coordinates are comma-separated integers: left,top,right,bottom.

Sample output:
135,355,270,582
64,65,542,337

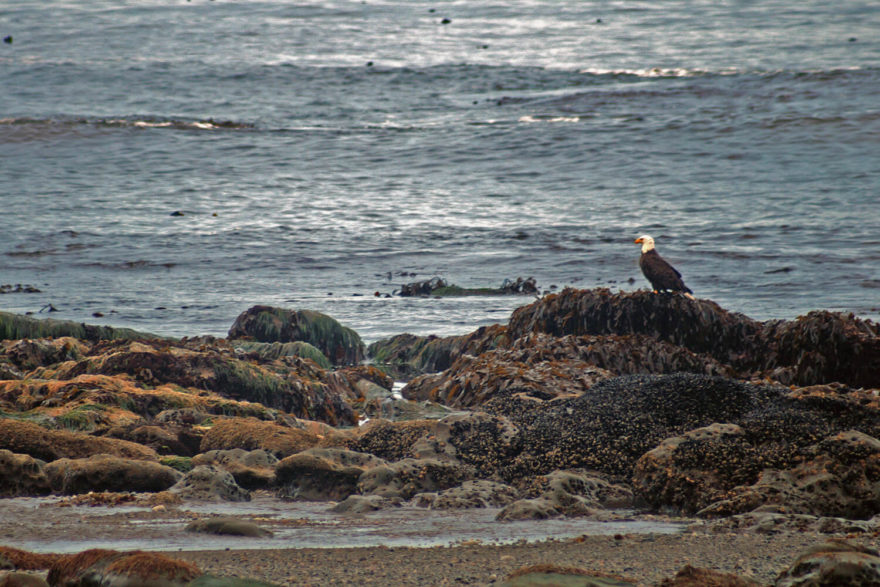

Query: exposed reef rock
44,454,182,494
275,447,387,501
396,276,538,297
698,430,880,520
198,417,330,459
774,540,880,586
0,419,158,462
507,288,879,387
0,289,878,540
169,464,251,502
402,332,731,408
228,305,364,366
367,324,509,379
0,311,161,343
0,449,50,496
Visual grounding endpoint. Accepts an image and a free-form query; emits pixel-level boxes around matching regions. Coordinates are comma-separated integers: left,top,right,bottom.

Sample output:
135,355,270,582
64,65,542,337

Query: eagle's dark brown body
639,248,692,294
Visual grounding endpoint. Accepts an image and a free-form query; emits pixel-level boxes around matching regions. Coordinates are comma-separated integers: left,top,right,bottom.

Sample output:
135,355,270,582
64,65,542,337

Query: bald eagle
634,235,694,298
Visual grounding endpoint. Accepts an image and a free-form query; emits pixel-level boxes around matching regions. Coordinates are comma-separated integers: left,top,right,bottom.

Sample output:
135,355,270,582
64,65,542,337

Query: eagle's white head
634,235,655,253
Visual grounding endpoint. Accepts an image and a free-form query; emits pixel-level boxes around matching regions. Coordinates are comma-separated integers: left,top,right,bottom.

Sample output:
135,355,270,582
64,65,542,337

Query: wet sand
175,531,874,586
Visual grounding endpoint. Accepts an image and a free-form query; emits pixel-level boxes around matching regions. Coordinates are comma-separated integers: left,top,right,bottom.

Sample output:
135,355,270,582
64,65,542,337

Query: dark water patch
0,117,253,143
80,260,178,271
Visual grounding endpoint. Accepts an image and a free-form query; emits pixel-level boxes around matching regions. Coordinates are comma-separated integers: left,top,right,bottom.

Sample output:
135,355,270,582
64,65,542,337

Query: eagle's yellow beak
634,237,643,244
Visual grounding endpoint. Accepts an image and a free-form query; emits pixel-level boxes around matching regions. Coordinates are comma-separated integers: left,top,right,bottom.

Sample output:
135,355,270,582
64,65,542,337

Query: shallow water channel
5,494,686,554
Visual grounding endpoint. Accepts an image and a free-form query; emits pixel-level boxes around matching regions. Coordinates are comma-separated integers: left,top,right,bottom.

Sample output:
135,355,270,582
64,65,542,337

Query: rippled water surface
1,1,878,341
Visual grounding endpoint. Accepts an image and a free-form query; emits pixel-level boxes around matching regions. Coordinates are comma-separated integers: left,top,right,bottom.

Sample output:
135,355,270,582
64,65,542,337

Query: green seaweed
0,311,164,342
211,358,289,409
55,404,107,431
233,340,332,369
160,455,194,473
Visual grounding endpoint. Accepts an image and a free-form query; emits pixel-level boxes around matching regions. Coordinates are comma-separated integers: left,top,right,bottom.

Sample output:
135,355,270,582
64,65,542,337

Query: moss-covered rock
275,447,387,501
0,449,50,497
45,454,182,494
228,306,364,366
367,324,509,379
0,312,161,342
231,340,331,369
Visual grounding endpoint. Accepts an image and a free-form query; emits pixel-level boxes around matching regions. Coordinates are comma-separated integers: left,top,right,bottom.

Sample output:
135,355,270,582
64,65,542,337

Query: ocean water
1,0,878,343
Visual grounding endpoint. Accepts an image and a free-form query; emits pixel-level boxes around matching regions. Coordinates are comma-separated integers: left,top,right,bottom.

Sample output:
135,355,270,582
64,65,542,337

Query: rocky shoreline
2,288,880,585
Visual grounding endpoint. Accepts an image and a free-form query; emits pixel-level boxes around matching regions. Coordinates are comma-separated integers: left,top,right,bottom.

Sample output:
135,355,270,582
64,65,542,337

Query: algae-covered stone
228,306,364,366
0,449,50,497
275,448,386,501
185,517,272,538
0,419,159,462
0,311,161,342
367,324,508,379
45,455,182,494
199,418,323,459
232,340,331,369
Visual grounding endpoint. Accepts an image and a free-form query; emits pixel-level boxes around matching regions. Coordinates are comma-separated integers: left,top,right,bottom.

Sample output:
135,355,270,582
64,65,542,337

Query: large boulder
774,540,880,586
170,465,250,502
44,454,182,494
347,412,518,480
358,458,475,500
487,373,782,480
632,424,762,515
228,306,364,366
402,332,731,409
0,449,50,496
415,479,520,510
497,470,633,521
1,337,88,371
758,311,880,387
403,337,613,407
0,311,158,343
275,448,387,501
191,449,278,490
699,430,880,520
347,419,440,462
